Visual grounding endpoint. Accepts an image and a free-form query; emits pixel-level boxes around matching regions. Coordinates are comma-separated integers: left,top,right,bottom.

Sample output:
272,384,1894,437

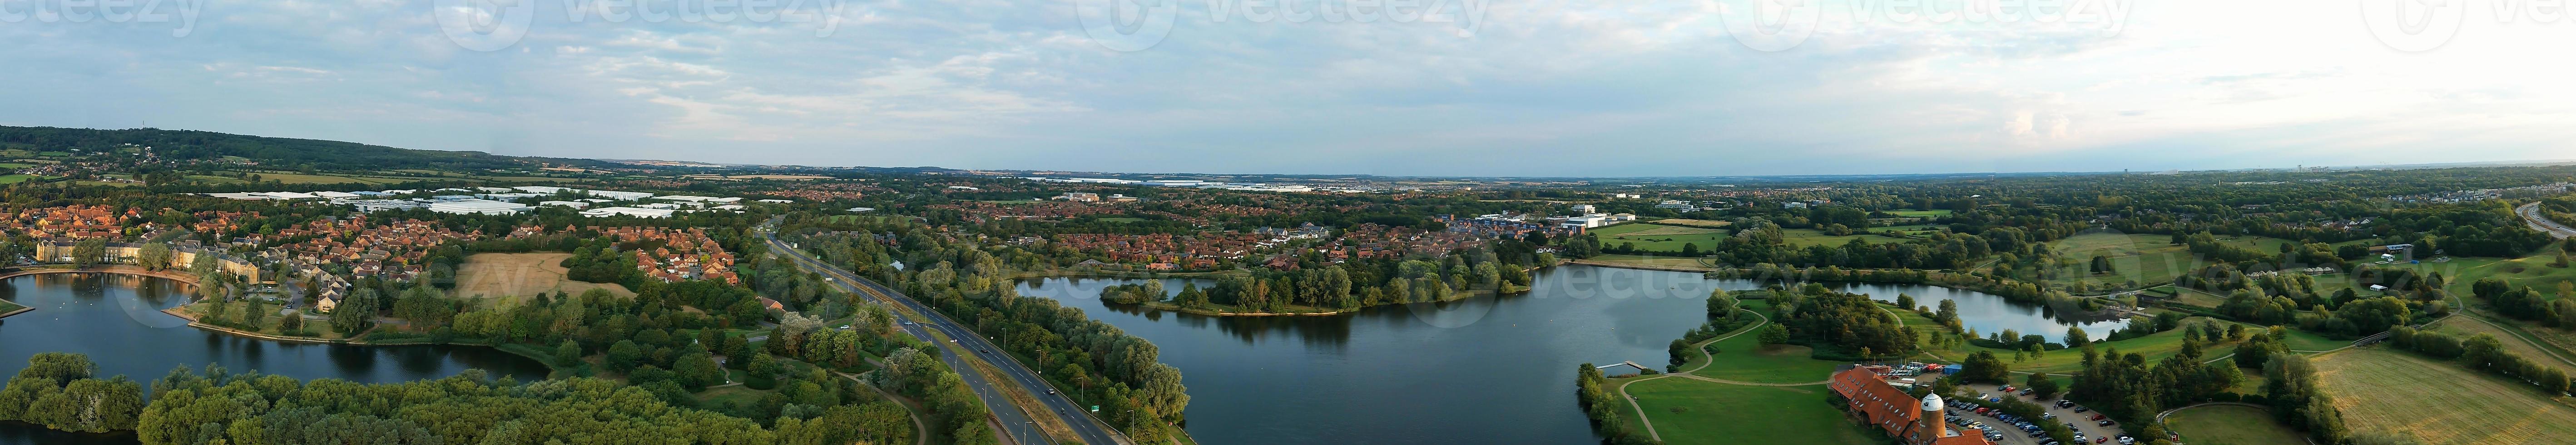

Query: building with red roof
1828,367,1991,445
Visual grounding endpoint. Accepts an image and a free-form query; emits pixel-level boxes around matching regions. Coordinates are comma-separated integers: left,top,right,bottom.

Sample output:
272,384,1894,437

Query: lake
1011,265,2110,445
0,274,551,445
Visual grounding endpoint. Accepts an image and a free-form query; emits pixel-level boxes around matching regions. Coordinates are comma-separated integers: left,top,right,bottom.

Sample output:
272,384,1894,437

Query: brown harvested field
2315,348,2576,445
1648,218,1732,228
452,252,635,302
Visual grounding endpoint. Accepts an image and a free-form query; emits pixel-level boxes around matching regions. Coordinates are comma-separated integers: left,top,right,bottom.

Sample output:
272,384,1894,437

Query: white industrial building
427,199,530,215
586,190,655,200
538,201,591,209
581,207,675,218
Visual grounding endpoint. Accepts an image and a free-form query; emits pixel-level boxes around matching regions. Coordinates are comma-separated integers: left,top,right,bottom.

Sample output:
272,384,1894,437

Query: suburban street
762,222,1132,445
2519,202,2576,239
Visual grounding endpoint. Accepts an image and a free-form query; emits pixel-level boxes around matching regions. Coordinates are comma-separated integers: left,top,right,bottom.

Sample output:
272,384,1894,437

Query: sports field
2164,404,2304,445
452,252,636,302
2317,348,2576,445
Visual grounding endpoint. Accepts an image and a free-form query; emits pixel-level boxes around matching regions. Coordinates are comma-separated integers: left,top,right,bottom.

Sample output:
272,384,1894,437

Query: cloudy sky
2,0,2568,176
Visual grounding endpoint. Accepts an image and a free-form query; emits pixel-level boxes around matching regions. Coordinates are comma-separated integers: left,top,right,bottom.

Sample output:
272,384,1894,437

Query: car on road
1046,389,1057,395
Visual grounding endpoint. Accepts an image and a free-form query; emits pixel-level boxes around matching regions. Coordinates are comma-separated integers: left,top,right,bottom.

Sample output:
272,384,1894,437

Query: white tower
1917,393,1947,442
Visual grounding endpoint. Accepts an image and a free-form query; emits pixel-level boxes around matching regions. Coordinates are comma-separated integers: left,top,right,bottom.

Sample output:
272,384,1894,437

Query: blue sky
2,0,2569,176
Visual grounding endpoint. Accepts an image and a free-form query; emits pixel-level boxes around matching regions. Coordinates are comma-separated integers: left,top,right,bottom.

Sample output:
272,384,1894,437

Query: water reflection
0,274,549,445
1011,265,2102,445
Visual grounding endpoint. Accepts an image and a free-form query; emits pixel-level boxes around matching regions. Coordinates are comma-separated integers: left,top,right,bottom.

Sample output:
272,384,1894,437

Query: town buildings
1828,366,1992,445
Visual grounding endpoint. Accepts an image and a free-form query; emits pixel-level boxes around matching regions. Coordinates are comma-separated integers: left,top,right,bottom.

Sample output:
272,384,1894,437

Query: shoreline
0,305,30,320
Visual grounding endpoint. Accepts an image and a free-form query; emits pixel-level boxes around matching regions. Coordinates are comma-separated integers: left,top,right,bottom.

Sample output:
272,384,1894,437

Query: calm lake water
1013,265,2106,445
0,274,550,445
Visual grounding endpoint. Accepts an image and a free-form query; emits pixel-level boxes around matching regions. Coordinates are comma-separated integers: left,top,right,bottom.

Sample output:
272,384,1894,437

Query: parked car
2090,414,2105,420
2000,386,2016,392
2093,437,2109,444
2056,400,2077,408
2019,388,2036,396
2098,420,2117,427
2073,405,2090,412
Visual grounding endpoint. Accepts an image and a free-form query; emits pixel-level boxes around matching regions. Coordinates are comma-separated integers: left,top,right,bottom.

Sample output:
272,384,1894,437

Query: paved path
1610,310,1774,443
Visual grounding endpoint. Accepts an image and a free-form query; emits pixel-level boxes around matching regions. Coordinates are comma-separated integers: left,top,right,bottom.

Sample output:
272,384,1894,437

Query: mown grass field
1581,254,1713,269
1644,218,1733,228
2165,404,2304,445
0,174,40,184
2317,348,2576,445
1625,377,1878,445
1595,222,1733,252
1780,228,1908,248
1883,209,1953,218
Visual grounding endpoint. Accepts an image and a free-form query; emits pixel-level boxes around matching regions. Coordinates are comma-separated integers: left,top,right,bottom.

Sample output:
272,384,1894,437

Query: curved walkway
1610,310,1781,443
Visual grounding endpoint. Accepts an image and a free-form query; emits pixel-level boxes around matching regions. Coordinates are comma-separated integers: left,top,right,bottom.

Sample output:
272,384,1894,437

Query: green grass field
0,163,34,168
2318,348,2576,445
1883,209,1953,218
1582,254,1714,269
1625,377,1878,445
0,298,25,314
0,174,40,184
1595,222,1733,252
1694,302,1846,384
2165,404,2304,445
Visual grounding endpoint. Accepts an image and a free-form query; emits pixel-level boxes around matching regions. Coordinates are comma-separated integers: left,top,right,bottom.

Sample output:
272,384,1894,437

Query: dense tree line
1764,285,1920,361
0,353,146,434
1572,364,1660,445
2387,326,2574,397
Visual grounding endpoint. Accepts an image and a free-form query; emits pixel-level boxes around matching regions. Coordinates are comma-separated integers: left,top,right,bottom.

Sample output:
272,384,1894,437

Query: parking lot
1947,383,2132,445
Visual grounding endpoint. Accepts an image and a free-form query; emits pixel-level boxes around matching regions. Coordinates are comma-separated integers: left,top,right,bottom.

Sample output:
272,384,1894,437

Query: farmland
2316,348,2576,445
451,252,637,302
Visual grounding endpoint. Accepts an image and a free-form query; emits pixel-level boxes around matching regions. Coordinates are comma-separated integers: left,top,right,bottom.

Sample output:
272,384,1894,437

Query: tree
2024,372,2062,399
606,340,643,372
136,243,172,271
1959,351,2010,384
745,352,781,390
71,238,106,268
554,340,584,368
1757,323,1791,346
1706,289,1739,318
277,312,304,331
331,288,378,334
